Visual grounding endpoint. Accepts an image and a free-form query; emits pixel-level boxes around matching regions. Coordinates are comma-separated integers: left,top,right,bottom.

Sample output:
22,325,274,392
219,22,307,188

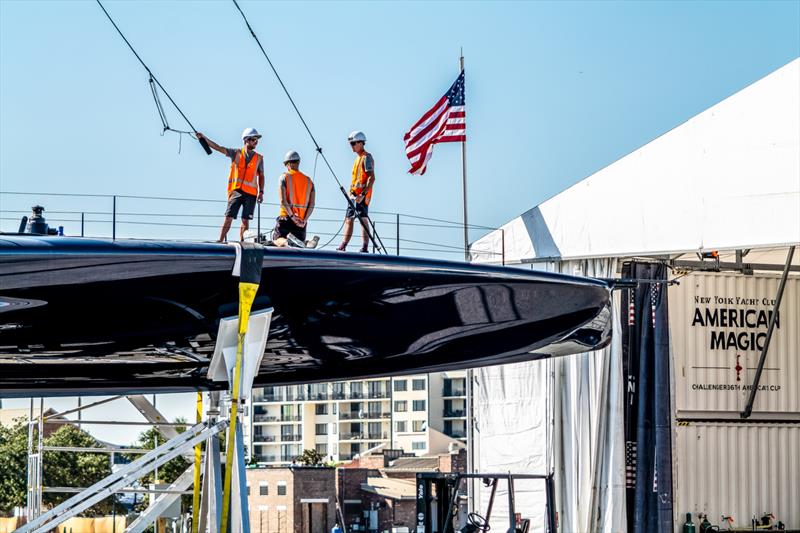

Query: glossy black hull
0,236,612,397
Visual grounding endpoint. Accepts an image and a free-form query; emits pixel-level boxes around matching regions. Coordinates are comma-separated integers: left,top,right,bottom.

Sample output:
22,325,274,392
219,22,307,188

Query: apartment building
246,371,467,465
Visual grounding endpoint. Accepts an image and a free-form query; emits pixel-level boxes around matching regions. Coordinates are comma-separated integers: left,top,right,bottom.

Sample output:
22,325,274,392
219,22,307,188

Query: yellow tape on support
220,281,259,533
191,392,202,533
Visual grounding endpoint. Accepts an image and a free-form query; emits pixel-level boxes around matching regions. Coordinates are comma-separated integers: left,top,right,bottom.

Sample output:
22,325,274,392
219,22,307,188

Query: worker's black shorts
272,216,307,242
345,201,369,219
225,190,257,220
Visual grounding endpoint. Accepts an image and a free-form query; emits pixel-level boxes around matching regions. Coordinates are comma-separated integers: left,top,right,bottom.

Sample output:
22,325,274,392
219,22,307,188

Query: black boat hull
0,237,611,397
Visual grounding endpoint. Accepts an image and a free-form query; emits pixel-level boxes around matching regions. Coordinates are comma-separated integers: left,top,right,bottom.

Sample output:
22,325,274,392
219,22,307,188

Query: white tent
470,59,800,265
469,58,800,533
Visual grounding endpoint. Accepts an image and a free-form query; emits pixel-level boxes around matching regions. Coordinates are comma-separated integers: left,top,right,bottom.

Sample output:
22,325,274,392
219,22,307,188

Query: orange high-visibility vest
227,148,261,196
350,152,374,205
279,169,314,220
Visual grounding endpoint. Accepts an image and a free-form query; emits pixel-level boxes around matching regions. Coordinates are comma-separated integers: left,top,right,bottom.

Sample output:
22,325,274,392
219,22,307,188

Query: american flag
404,70,466,175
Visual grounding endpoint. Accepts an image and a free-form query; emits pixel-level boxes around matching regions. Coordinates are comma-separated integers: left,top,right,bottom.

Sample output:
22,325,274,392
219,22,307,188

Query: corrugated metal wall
670,271,800,530
674,422,800,529
670,273,799,417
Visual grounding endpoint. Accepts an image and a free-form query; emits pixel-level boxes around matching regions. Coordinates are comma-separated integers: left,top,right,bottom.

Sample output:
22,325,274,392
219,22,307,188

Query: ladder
19,420,228,533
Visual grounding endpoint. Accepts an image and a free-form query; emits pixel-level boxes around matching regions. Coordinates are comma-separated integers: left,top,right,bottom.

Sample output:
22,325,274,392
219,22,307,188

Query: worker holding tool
337,131,375,253
272,151,318,248
196,128,265,242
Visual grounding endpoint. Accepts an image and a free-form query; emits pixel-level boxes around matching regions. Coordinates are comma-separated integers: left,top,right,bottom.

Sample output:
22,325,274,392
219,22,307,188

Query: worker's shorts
345,201,369,219
225,190,257,220
272,216,307,242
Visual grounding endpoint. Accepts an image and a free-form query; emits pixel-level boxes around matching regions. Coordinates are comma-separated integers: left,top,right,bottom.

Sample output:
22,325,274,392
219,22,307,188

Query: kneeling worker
272,150,318,248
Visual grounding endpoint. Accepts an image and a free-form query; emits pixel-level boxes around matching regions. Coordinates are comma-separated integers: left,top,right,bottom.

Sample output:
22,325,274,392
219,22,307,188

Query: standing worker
337,131,375,253
272,151,318,248
196,129,265,242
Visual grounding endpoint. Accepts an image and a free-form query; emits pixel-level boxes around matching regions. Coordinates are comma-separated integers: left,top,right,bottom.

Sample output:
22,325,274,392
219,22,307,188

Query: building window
277,482,287,496
332,403,338,415
315,423,327,436
413,420,426,432
246,484,251,496
315,404,328,415
393,379,407,392
394,401,407,412
396,421,407,432
412,378,426,391
316,443,328,455
412,400,426,411
412,441,425,450
259,482,268,496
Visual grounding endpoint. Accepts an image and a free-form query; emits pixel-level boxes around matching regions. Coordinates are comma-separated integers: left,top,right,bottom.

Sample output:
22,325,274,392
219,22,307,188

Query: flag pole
460,49,469,262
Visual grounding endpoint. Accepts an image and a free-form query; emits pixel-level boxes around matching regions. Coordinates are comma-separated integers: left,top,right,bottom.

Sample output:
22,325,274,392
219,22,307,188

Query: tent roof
471,59,800,264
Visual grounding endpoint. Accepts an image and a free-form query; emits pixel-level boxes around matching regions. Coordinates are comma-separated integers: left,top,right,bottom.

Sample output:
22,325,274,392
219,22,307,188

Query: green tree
42,425,113,514
297,448,324,466
0,419,28,514
0,418,115,515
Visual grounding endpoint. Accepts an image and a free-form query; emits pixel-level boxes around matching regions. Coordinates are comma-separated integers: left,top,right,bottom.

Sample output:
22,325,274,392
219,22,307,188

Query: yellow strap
191,392,202,533
220,281,259,533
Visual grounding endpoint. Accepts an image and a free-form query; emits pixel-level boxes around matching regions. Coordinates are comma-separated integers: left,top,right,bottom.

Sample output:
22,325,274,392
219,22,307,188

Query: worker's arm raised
195,133,227,156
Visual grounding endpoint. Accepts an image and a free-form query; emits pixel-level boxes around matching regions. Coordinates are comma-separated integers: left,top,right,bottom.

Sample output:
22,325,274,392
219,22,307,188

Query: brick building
246,466,337,533
337,449,467,532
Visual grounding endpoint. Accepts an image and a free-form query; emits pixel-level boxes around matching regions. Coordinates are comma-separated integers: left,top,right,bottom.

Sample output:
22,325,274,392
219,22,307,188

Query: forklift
415,472,557,533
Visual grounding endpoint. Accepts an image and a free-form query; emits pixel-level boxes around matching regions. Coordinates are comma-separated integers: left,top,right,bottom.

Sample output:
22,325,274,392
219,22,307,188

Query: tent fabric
474,258,626,532
621,262,673,532
470,59,800,265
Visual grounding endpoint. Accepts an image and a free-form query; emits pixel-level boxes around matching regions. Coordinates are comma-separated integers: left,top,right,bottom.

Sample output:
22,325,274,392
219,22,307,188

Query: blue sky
1,0,798,441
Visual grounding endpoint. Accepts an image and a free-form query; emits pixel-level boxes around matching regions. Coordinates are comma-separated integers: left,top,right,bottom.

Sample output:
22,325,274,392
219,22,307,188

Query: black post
507,474,516,532
112,195,116,241
545,474,557,533
396,213,400,256
81,212,84,237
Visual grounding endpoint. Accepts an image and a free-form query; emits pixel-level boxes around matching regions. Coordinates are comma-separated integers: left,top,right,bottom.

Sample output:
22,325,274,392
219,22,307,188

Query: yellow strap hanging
220,281,259,533
191,392,202,533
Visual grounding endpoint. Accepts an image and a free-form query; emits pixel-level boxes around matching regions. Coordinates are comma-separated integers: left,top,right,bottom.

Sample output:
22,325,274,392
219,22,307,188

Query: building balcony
279,434,302,442
367,391,390,399
253,455,277,463
340,432,389,441
445,430,467,439
442,388,466,397
339,411,391,420
443,409,466,418
253,435,278,443
252,414,279,423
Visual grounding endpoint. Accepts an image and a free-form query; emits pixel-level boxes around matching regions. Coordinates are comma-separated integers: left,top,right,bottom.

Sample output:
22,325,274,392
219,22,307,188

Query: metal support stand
741,245,795,418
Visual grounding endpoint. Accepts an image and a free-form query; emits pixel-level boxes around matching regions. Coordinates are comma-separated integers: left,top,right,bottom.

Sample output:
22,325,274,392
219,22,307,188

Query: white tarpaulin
470,59,800,264
475,259,625,532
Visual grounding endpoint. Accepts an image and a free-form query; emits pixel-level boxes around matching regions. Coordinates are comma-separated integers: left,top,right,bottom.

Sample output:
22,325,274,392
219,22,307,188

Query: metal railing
443,409,466,418
339,411,391,420
0,190,506,263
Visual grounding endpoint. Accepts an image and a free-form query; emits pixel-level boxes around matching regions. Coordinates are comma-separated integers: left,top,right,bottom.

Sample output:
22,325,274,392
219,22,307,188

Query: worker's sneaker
337,243,347,252
359,245,370,253
306,235,320,249
287,234,307,248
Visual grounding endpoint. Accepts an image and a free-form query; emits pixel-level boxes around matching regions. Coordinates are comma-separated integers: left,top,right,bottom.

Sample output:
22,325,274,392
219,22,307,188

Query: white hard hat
347,130,366,144
283,150,301,164
241,127,262,141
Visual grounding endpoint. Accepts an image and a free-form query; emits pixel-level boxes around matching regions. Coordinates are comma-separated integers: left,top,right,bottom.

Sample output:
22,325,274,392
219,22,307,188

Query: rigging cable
230,0,387,254
95,0,212,155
